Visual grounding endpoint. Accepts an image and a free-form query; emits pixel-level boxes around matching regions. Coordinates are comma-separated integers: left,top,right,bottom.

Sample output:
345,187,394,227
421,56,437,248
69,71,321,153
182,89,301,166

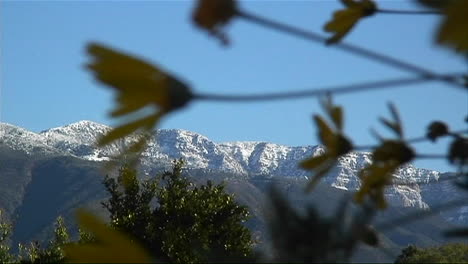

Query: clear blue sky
1,1,466,172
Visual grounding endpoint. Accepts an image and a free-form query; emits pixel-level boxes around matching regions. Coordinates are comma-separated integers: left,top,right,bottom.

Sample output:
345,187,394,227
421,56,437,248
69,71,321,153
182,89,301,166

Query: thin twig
194,74,461,102
354,129,468,151
376,9,442,15
416,154,448,159
235,9,464,90
375,199,468,231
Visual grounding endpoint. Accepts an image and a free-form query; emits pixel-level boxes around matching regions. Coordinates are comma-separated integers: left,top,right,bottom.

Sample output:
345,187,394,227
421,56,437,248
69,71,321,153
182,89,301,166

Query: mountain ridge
1,120,466,220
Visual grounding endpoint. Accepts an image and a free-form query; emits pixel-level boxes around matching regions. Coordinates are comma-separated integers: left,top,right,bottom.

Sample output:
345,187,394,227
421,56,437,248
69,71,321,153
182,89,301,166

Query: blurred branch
235,9,465,90
376,9,442,15
195,73,463,102
354,129,468,151
415,154,447,159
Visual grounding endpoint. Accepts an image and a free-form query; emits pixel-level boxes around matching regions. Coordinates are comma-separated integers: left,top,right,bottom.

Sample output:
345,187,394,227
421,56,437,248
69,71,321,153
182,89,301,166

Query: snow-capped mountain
1,120,465,220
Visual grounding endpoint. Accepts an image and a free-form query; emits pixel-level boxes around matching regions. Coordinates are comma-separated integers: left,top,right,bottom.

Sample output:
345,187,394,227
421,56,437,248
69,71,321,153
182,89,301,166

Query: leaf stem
354,129,468,151
194,74,461,102
415,154,447,159
376,9,442,15
235,9,464,89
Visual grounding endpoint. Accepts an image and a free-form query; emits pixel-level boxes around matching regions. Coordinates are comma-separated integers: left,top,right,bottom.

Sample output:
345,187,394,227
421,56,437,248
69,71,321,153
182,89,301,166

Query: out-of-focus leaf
379,103,403,139
320,95,344,131
388,103,401,129
370,128,384,142
314,115,335,148
355,162,399,209
98,114,161,147
379,117,400,138
192,0,238,45
415,0,452,9
445,228,468,237
426,121,449,142
300,154,330,170
336,135,353,156
373,140,415,164
302,98,353,191
360,225,379,247
305,160,335,192
437,0,468,52
86,43,193,160
324,0,377,44
448,137,468,165
64,210,152,263
331,106,344,131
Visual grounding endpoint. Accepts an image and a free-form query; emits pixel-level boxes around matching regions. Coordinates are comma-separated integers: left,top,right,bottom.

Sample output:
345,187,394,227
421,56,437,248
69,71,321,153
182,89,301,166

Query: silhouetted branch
235,9,465,90
376,9,442,15
195,73,463,102
354,129,468,151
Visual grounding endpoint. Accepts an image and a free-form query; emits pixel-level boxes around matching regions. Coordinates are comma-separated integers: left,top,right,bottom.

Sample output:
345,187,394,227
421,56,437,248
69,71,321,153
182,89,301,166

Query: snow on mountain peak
1,121,445,210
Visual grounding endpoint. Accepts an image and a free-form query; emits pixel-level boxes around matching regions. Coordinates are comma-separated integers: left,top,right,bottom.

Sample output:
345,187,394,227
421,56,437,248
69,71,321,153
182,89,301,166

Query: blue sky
1,1,466,172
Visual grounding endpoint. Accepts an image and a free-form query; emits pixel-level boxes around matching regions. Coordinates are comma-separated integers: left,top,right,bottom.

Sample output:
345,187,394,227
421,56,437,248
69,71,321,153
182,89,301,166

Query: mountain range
0,120,467,262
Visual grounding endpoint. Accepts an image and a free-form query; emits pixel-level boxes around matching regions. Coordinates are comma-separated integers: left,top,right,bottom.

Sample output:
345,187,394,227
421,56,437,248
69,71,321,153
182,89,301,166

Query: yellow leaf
437,0,468,52
354,162,398,209
64,210,152,263
331,106,344,131
324,0,376,44
314,115,335,148
87,43,176,111
86,44,193,159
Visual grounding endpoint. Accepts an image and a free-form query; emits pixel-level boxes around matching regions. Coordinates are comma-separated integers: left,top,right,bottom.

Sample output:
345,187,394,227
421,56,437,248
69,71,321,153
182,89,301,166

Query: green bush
395,243,468,263
102,159,254,263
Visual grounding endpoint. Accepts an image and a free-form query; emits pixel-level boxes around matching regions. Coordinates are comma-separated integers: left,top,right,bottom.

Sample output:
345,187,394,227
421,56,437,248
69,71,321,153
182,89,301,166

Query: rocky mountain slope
1,120,467,262
2,120,462,211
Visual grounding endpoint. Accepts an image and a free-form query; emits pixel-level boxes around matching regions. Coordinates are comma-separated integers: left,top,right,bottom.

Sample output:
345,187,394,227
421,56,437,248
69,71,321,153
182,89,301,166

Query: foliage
394,243,468,263
14,0,467,262
266,187,379,263
86,43,193,164
76,159,253,263
0,210,13,263
300,96,353,191
64,210,152,263
324,0,377,44
18,216,69,263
